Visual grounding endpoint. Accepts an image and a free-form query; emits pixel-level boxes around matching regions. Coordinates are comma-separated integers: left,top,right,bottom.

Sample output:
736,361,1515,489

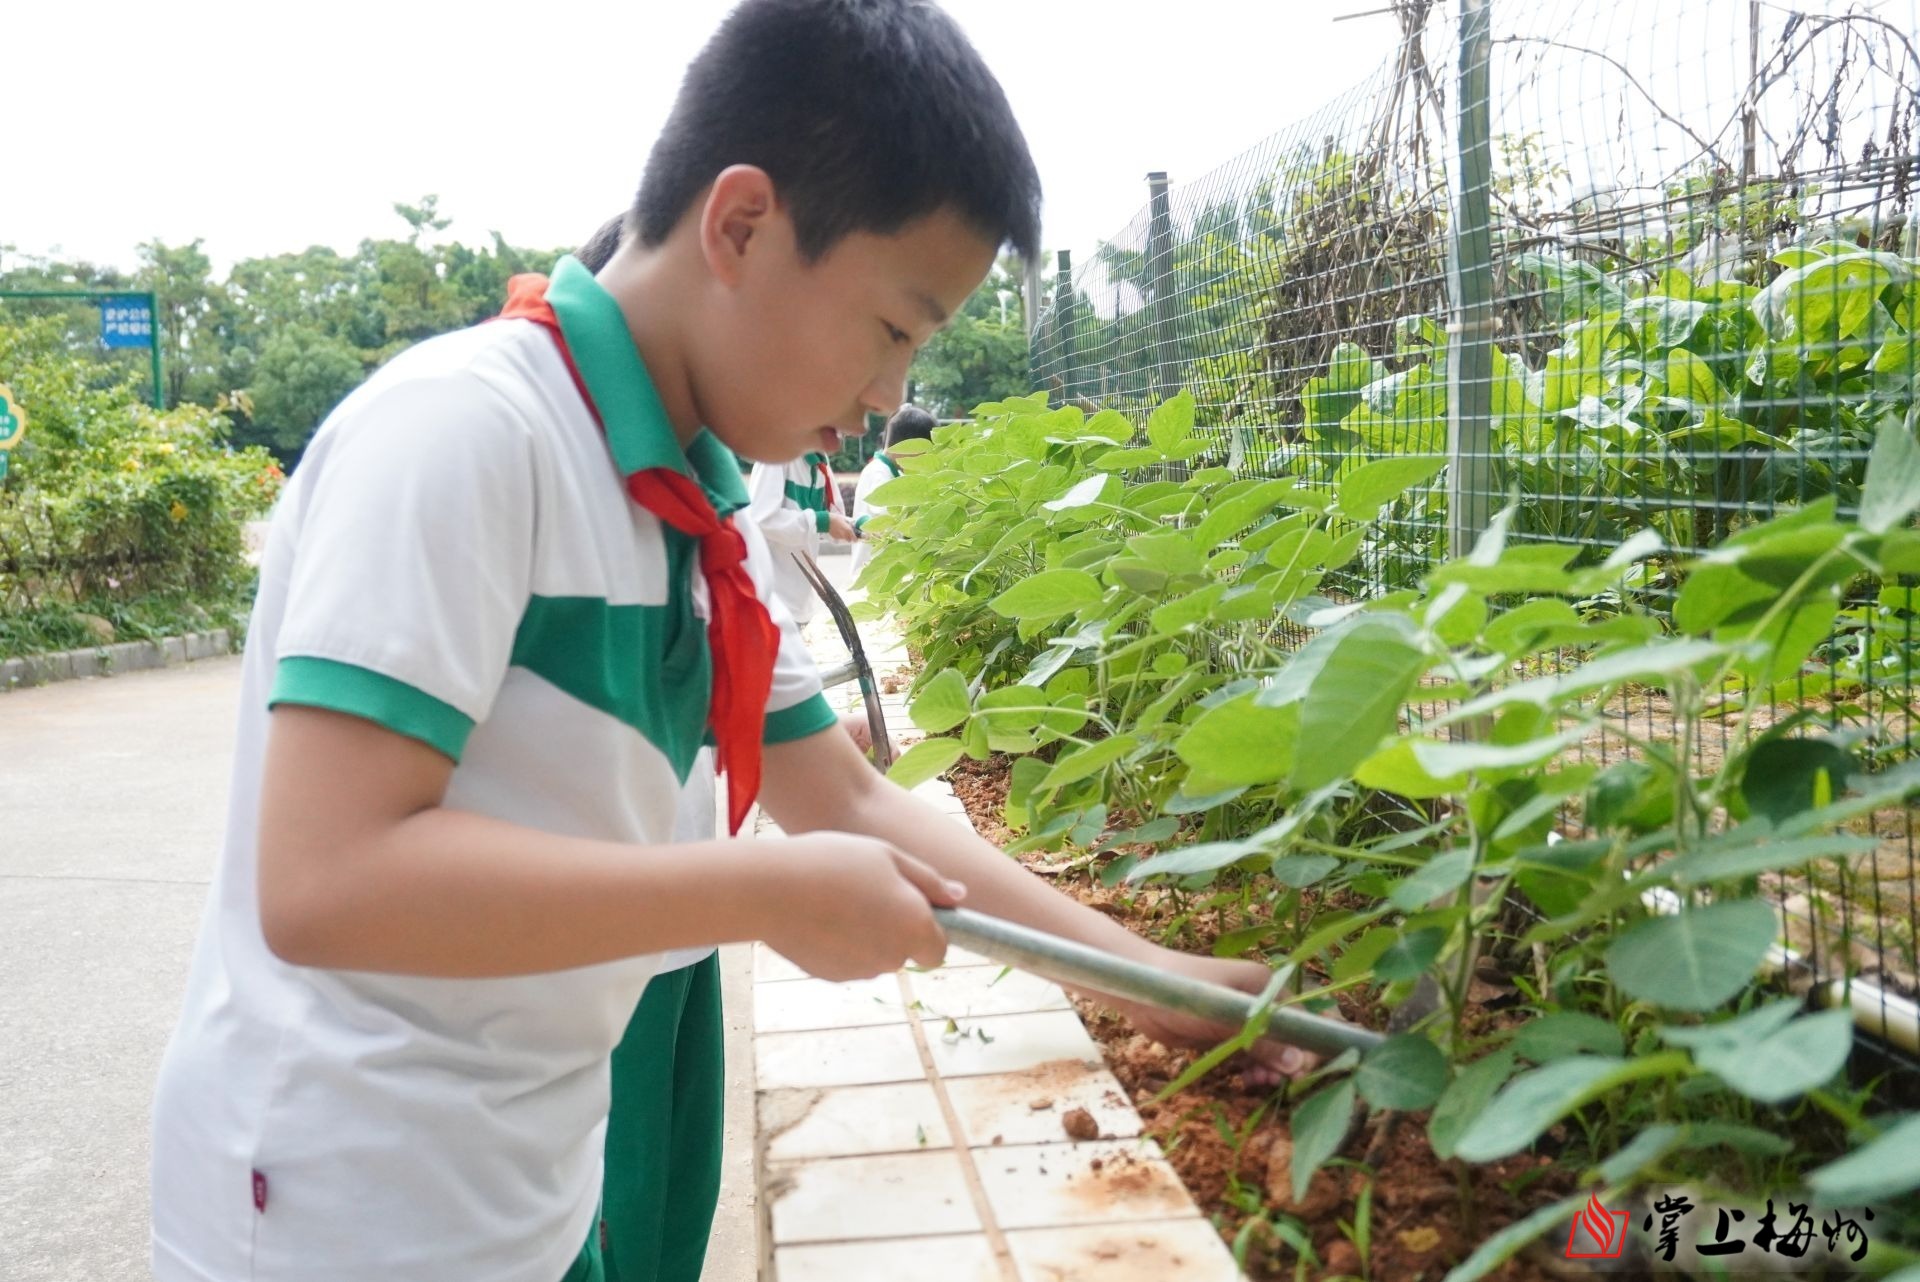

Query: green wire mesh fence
1030,0,1920,1072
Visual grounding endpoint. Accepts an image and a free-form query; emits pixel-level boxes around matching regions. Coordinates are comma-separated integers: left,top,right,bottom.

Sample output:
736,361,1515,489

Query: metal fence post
1022,253,1044,341
1446,0,1496,558
1145,171,1176,401
1054,249,1078,406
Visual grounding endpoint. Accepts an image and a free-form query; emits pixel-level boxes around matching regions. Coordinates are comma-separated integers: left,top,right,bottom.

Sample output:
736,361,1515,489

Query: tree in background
1,200,571,467
906,254,1030,419
246,327,365,456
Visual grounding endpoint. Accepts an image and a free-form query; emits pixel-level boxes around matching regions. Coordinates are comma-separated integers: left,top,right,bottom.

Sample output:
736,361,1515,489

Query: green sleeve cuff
854,514,870,532
814,509,832,534
763,691,837,744
270,656,474,762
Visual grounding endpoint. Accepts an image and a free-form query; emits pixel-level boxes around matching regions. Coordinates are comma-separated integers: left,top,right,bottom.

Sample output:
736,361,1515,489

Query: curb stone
0,628,236,693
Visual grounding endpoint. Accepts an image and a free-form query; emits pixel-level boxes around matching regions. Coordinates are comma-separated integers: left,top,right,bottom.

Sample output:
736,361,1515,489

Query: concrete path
769,569,1244,1282
1,659,241,1281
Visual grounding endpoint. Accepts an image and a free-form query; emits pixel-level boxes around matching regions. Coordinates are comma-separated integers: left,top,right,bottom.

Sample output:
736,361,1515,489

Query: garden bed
950,754,1579,1281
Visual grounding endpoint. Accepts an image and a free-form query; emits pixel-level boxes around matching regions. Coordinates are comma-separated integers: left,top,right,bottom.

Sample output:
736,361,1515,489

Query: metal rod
932,906,1383,1058
1446,0,1496,558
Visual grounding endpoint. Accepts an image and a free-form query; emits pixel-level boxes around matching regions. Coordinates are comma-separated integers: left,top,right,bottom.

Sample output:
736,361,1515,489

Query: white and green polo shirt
849,450,903,575
745,452,838,623
150,256,835,1282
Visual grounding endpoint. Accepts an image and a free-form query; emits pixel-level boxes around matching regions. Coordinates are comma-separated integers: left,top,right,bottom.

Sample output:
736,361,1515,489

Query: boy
574,212,874,1282
150,4,1309,1281
745,449,855,625
850,401,934,575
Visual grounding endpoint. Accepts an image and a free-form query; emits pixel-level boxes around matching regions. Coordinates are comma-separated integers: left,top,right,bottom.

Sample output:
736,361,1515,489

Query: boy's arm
757,727,1314,1072
256,705,958,979
746,461,822,548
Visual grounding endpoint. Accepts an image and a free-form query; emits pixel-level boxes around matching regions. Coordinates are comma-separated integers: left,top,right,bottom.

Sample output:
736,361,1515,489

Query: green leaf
1357,1035,1448,1111
1147,391,1196,453
1860,414,1920,534
1038,735,1139,791
1376,928,1448,983
1388,849,1475,911
1659,1004,1851,1103
1336,455,1447,521
1094,446,1166,471
1595,1124,1686,1186
909,668,972,734
1355,740,1467,799
1442,1193,1587,1282
1681,1120,1792,1157
1513,1012,1625,1063
1439,641,1724,724
1193,479,1297,549
988,570,1103,622
1042,473,1114,514
1739,737,1855,824
1293,616,1427,790
1150,584,1227,635
1174,695,1298,785
866,473,946,506
1452,1056,1632,1161
1663,349,1723,403
1332,927,1399,983
1290,1079,1356,1204
1272,854,1341,887
1805,1114,1920,1204
1409,725,1588,778
1604,901,1778,1012
1658,832,1879,887
885,738,965,790
1429,1050,1516,1160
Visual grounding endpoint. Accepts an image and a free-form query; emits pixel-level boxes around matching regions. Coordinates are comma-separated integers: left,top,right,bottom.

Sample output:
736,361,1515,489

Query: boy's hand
838,713,874,754
764,833,964,981
1105,951,1324,1085
826,512,859,543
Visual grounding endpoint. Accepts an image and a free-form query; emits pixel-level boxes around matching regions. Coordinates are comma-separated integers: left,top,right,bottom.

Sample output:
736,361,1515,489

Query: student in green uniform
850,402,934,575
150,5,1317,1281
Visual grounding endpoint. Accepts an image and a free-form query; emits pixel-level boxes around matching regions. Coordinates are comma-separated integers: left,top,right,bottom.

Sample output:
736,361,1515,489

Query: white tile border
756,587,1243,1279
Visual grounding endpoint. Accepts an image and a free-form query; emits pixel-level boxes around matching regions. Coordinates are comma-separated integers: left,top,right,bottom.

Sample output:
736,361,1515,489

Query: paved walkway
1,659,241,1281
765,567,1242,1282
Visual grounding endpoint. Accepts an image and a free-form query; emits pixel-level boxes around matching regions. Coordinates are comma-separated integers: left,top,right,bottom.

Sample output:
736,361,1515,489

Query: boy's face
690,186,997,464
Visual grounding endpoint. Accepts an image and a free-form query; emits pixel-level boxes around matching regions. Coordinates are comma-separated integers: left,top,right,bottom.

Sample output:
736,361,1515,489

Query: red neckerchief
500,274,779,834
815,456,841,512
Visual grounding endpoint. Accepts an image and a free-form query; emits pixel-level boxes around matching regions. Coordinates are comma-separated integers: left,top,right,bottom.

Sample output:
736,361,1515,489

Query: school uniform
150,256,834,1282
848,450,902,575
744,452,841,624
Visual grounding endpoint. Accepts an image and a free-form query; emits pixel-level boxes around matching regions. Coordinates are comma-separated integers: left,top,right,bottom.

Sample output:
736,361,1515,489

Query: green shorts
562,952,725,1282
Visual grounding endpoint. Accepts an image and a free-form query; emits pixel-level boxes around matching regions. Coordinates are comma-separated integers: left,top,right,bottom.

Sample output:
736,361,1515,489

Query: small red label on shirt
252,1169,268,1212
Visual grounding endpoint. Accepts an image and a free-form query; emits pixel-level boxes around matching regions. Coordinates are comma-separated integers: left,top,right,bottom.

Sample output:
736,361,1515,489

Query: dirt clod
1061,1107,1100,1141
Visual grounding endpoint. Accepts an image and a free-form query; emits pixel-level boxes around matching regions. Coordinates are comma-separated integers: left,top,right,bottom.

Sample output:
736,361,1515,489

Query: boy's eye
882,321,910,345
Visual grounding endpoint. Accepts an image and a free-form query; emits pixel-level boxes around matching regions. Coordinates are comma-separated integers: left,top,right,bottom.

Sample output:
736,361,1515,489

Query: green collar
803,452,827,468
878,452,903,478
544,256,747,513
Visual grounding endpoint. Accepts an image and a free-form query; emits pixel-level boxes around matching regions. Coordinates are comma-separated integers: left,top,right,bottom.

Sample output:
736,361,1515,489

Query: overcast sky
6,0,1400,275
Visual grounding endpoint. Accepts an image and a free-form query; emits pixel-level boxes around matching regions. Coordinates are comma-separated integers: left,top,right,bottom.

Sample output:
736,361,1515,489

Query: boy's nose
859,376,907,419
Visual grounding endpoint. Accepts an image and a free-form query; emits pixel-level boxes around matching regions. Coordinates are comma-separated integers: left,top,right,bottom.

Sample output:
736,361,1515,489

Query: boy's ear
699,164,780,287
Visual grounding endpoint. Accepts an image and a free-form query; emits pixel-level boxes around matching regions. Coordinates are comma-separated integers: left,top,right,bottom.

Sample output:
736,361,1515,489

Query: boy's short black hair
635,0,1041,262
885,404,936,446
577,215,625,272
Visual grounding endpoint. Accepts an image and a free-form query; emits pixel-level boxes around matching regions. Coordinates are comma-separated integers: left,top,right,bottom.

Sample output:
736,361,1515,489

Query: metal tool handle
932,906,1382,1058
